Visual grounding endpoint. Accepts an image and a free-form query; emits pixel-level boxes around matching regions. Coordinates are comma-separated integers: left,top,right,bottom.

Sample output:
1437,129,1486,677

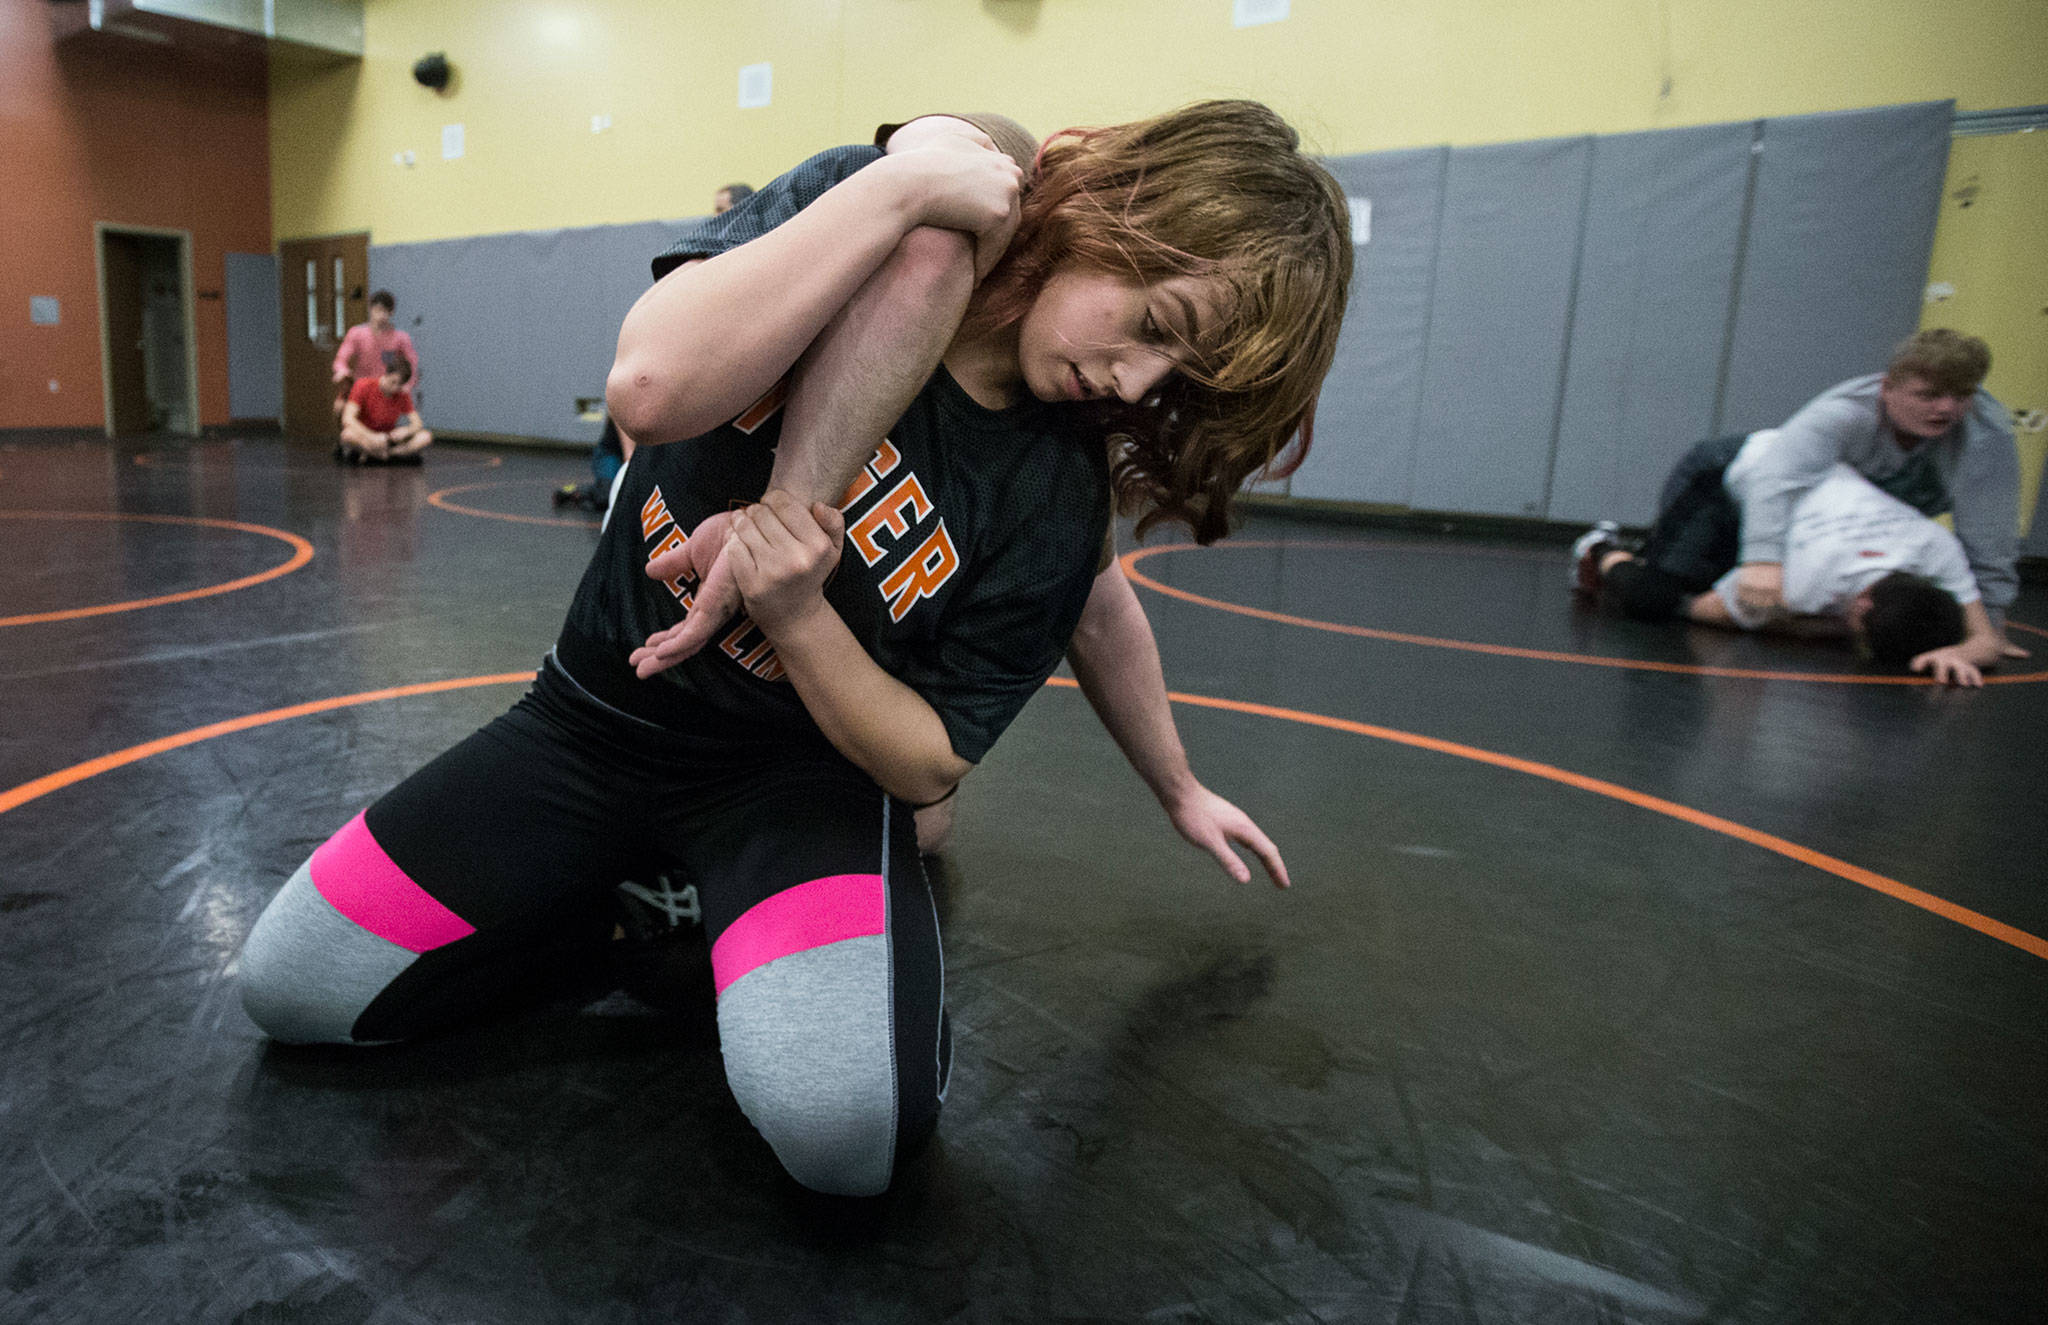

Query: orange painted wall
0,0,271,429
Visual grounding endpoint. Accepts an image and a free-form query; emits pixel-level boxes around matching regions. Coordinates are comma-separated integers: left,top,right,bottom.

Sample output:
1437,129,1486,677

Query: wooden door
102,232,152,435
279,233,370,438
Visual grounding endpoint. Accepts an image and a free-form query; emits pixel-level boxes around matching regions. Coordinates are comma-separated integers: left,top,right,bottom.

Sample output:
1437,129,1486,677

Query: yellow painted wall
271,0,2048,246
1921,131,2048,535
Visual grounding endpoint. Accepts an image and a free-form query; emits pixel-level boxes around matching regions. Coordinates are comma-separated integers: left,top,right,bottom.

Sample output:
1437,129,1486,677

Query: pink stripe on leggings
310,811,475,953
712,873,886,996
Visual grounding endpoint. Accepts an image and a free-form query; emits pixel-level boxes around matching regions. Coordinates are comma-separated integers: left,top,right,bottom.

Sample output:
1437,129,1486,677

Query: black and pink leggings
238,658,948,1197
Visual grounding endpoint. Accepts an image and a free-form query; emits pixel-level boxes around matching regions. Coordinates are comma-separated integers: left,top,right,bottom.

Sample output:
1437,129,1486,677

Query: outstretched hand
1910,645,1984,688
1165,783,1290,888
631,510,738,678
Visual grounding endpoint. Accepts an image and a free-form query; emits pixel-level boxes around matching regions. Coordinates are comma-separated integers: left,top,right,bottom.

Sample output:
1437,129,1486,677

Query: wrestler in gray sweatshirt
1735,373,2019,621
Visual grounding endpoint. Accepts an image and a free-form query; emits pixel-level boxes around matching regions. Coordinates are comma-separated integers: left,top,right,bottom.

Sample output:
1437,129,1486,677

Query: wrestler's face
1014,267,1231,407
369,304,393,331
1880,373,1971,439
378,369,406,396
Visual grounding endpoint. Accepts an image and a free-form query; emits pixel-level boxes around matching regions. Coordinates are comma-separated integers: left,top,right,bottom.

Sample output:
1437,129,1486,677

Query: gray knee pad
239,859,415,1044
717,935,905,1196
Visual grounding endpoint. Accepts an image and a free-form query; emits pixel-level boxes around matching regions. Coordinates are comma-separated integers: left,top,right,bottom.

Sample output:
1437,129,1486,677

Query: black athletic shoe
610,875,711,1012
1570,521,1620,595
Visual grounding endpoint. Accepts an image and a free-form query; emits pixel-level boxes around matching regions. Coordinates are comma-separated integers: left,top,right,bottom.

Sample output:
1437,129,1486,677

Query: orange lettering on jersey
753,656,787,683
732,377,791,434
649,525,691,599
879,521,960,622
640,488,672,540
720,618,764,663
836,439,904,510
848,474,934,566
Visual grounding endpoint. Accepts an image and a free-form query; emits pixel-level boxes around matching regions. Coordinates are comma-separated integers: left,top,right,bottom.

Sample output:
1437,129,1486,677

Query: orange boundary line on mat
427,479,601,529
0,511,314,627
0,673,535,815
1122,540,2048,686
2,670,2040,963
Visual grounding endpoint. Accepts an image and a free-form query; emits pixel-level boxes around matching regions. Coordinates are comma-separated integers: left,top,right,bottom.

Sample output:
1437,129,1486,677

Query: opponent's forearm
1958,602,2004,667
767,604,971,804
768,226,976,505
1067,563,1196,804
607,161,925,444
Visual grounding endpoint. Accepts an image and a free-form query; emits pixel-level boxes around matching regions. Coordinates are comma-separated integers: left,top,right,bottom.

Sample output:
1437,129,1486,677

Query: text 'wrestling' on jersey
638,386,962,684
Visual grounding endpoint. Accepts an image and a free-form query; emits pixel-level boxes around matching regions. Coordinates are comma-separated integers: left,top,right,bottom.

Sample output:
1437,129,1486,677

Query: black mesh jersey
556,146,1109,765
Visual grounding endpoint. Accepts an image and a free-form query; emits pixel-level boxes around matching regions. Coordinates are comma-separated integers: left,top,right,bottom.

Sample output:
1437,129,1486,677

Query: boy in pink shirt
331,290,420,420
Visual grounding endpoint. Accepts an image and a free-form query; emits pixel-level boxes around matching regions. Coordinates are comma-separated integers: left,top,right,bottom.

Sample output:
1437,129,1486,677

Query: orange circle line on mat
0,511,315,627
1121,540,2048,686
0,670,2039,964
427,480,601,529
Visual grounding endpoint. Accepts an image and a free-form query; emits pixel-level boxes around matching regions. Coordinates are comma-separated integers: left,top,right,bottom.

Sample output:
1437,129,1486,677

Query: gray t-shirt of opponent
1734,372,2018,615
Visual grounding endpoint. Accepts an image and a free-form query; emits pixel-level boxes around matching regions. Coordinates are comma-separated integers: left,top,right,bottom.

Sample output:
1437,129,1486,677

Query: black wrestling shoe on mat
610,875,711,1012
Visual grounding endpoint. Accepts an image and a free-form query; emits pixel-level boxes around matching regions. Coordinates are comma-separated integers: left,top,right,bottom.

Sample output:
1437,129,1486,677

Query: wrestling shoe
1570,521,1620,595
610,874,710,1012
617,875,701,934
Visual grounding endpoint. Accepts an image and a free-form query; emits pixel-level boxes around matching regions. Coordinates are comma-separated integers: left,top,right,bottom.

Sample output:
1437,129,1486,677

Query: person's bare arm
635,127,1020,672
338,398,382,450
606,148,1019,445
1066,559,1289,887
719,492,971,803
330,329,358,384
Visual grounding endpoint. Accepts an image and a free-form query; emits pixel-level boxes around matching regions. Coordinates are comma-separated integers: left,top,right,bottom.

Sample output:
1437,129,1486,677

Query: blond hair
1887,329,1990,397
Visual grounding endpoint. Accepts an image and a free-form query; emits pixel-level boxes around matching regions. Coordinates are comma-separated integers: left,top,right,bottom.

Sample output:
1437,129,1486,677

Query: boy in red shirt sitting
338,354,433,464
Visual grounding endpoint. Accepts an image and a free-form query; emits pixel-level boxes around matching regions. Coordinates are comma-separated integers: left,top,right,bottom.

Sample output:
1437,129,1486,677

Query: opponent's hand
1735,562,1785,615
1164,782,1290,889
885,141,1022,280
725,490,845,635
1910,646,1984,688
631,510,737,678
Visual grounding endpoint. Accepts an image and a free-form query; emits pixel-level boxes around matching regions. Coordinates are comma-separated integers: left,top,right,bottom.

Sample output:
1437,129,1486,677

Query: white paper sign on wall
1348,198,1372,245
738,63,773,109
1233,0,1289,27
442,123,465,160
30,296,60,325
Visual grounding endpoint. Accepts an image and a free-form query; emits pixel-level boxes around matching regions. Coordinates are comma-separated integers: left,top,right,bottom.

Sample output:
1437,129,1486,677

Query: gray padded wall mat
223,252,282,421
1289,147,1447,505
1716,101,1952,434
1409,136,1591,517
1545,122,1753,525
370,219,687,442
2025,474,2048,558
